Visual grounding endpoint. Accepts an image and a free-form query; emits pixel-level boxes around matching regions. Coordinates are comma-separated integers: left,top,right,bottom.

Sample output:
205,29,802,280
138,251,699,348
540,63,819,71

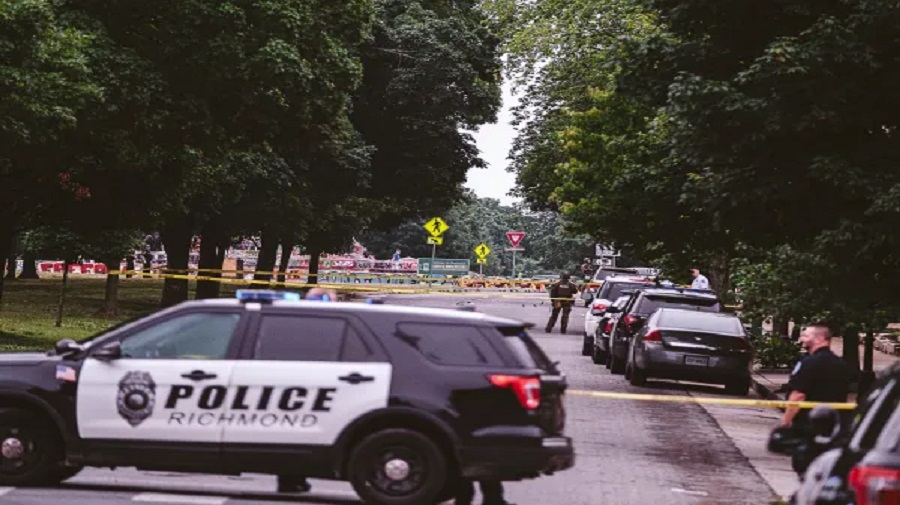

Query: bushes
751,333,802,370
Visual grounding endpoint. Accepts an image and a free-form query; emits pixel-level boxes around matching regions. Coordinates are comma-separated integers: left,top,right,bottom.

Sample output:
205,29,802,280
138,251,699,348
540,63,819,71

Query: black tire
582,335,591,356
590,343,606,364
51,465,83,482
347,428,448,505
725,379,751,396
629,364,647,386
609,353,625,374
0,408,64,487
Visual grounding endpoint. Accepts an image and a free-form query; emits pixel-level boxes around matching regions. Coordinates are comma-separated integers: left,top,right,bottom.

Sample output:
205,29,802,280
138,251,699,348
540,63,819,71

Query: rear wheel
628,364,647,386
591,343,606,364
725,379,751,396
347,428,447,505
0,408,64,487
581,335,591,356
609,353,625,374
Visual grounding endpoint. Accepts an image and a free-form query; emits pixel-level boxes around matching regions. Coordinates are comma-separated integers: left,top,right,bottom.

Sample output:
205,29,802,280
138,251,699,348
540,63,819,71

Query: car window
874,398,900,451
636,295,721,314
396,322,502,366
119,312,241,360
254,315,347,361
658,310,743,334
601,282,651,301
495,326,556,372
851,377,900,451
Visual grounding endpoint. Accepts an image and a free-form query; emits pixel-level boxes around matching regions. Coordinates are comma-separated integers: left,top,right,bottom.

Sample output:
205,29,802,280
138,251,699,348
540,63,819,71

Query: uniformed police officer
545,273,576,334
455,479,515,505
780,323,851,471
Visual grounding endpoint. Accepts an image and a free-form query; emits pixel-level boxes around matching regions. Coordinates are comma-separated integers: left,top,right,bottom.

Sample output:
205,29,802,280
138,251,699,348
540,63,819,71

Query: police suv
0,291,573,504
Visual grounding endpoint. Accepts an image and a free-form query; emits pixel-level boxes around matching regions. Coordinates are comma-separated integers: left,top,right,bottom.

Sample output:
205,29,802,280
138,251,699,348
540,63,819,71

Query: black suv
0,291,574,504
605,288,722,374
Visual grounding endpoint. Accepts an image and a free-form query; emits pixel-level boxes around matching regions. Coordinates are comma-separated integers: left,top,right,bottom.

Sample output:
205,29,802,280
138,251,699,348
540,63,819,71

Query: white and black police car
0,290,573,504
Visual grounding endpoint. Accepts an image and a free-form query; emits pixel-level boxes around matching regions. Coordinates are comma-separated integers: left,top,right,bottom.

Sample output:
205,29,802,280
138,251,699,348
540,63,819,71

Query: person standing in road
580,257,595,281
690,268,710,290
456,479,515,505
779,323,851,473
545,272,576,333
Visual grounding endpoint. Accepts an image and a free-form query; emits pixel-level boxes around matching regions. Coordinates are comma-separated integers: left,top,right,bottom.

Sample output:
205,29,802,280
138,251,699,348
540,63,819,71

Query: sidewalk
752,336,900,402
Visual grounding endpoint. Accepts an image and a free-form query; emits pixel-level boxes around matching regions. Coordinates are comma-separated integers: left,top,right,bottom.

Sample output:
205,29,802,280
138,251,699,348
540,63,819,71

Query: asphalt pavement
1,293,785,505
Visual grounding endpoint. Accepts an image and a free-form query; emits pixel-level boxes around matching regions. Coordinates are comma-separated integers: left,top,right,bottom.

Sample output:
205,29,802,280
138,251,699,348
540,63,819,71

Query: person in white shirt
690,268,710,290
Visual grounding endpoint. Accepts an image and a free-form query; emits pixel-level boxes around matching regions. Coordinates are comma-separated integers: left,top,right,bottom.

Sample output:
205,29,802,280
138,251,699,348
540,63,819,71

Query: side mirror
809,406,842,444
54,339,84,357
92,341,122,361
767,426,806,455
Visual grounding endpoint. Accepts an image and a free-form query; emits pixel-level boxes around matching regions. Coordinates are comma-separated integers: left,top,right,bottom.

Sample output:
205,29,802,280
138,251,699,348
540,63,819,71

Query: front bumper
458,429,575,480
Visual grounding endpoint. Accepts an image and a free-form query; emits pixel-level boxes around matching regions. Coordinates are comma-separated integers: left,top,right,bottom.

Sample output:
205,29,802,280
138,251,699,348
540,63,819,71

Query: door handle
338,372,374,385
181,370,217,381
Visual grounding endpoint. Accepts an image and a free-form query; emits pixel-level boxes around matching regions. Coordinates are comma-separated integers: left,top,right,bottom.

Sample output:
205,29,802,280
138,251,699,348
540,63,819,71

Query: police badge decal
117,371,156,427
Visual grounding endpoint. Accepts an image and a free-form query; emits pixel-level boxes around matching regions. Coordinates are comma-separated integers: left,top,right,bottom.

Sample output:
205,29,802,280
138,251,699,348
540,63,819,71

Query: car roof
639,288,718,298
603,276,654,284
182,298,528,327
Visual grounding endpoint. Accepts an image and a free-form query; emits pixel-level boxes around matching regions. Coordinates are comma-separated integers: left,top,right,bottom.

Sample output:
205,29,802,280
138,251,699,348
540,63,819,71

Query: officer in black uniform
545,273,576,334
455,480,515,505
780,323,851,471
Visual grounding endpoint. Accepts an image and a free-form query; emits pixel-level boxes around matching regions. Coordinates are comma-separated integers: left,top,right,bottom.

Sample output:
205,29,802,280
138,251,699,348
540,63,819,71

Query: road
1,294,784,505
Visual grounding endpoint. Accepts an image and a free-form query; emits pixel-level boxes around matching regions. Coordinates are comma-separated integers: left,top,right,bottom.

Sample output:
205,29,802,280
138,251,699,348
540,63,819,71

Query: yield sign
506,231,526,248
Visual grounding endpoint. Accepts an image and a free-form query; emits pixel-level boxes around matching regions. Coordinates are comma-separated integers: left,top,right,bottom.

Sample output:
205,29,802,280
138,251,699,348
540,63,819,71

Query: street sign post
423,217,450,259
506,232,526,278
417,258,470,277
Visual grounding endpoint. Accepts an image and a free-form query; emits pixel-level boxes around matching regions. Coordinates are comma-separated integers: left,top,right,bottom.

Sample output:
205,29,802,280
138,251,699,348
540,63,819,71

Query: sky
465,80,521,206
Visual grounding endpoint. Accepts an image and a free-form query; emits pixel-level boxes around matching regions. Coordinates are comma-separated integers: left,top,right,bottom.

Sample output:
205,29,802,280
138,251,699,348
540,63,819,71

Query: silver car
625,308,753,395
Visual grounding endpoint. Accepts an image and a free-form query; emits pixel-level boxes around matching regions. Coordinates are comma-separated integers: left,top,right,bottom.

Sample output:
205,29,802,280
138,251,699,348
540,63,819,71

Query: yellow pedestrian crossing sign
427,236,443,245
474,243,491,258
476,258,487,264
424,217,449,237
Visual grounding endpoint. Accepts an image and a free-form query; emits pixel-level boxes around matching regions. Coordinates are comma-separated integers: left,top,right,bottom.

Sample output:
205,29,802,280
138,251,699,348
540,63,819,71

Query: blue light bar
235,290,301,302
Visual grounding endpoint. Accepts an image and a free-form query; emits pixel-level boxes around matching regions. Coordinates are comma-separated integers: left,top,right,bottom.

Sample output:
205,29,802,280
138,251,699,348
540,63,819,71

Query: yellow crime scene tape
567,389,857,410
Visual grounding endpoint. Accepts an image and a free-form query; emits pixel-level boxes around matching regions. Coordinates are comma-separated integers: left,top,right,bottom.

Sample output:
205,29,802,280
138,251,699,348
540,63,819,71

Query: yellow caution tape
567,389,857,410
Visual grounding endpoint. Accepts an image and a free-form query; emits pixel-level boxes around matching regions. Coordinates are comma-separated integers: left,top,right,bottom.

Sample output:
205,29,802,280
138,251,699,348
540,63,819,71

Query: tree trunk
196,227,226,299
841,323,861,379
252,231,279,284
772,317,790,338
160,219,194,308
19,250,39,279
276,242,293,284
859,329,877,398
4,250,16,280
101,254,122,317
707,253,732,301
0,228,12,309
55,258,71,327
307,245,323,286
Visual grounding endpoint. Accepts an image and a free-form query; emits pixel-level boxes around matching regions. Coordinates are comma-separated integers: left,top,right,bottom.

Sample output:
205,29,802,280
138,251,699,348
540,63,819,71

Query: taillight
624,315,639,328
643,329,662,342
604,321,613,333
592,303,607,312
849,465,900,505
488,375,541,410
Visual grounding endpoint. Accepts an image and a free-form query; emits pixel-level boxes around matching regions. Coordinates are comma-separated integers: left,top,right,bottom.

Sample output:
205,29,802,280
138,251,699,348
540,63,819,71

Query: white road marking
132,493,227,504
0,487,14,496
671,487,709,496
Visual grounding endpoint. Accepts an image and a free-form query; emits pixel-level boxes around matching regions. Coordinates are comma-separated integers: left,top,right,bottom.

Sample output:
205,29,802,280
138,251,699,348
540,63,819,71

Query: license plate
684,355,709,366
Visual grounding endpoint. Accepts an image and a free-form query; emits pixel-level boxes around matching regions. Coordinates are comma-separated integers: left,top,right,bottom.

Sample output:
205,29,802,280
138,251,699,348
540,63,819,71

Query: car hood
0,352,52,366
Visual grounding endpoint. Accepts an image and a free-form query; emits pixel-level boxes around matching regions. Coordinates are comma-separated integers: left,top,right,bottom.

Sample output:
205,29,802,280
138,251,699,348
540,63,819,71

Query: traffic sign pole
512,249,516,279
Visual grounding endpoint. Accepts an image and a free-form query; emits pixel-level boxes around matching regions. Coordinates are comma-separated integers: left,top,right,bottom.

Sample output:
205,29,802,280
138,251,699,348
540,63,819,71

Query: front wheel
347,428,448,505
725,379,751,396
0,408,64,487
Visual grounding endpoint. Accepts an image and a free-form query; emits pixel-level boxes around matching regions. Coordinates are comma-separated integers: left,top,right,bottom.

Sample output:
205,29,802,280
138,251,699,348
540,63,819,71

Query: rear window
395,322,502,366
636,295,721,315
496,326,556,372
600,282,651,301
657,311,743,335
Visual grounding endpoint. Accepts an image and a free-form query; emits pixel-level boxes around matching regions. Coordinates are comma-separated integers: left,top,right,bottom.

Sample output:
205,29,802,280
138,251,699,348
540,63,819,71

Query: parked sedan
625,308,753,395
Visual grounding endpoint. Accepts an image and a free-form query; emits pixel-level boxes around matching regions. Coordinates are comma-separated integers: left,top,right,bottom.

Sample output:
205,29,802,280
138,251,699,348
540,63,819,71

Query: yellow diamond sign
424,217,449,237
474,243,491,258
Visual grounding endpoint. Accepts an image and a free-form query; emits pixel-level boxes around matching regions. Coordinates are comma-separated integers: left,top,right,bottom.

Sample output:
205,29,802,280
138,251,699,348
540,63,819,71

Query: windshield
601,282,650,301
637,295,721,315
657,310,743,335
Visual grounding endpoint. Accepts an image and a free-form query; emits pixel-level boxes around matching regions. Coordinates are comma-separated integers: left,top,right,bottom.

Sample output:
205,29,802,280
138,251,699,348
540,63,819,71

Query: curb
751,375,787,412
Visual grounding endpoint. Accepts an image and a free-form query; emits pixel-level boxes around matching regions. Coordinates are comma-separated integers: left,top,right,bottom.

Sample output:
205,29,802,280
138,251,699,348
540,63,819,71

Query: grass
0,277,239,351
